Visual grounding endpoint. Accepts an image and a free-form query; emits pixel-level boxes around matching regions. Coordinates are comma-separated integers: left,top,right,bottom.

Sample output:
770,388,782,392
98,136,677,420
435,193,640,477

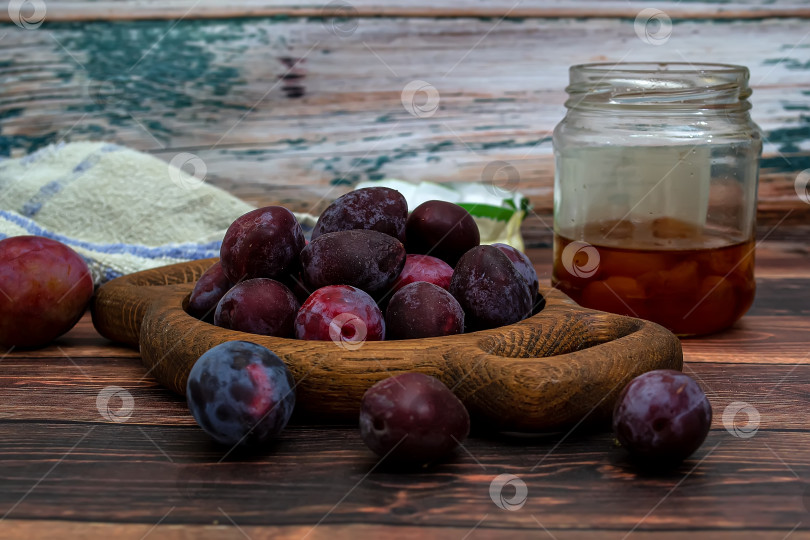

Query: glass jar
552,63,762,336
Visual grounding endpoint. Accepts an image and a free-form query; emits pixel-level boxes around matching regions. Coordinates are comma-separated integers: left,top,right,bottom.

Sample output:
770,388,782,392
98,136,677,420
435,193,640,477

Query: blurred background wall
1,0,808,245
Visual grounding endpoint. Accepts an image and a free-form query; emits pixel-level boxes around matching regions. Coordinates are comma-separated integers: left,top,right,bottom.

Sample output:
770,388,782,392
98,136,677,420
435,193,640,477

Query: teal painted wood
0,16,808,242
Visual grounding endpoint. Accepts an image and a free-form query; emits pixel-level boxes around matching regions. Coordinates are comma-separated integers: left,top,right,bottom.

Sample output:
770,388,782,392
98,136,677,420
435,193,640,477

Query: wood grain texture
1,16,808,249
2,350,808,429
1,422,809,532
3,1,810,22
3,521,810,540
0,239,808,537
91,258,683,431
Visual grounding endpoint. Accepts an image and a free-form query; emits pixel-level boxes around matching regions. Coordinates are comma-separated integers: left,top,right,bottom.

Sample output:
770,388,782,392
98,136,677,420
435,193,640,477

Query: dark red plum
359,373,470,464
493,243,539,305
386,282,464,340
300,230,406,297
449,245,532,331
613,370,712,464
214,278,299,337
220,206,305,282
312,187,408,242
188,261,232,321
405,200,480,266
391,254,453,293
0,236,93,348
295,285,384,346
186,341,295,446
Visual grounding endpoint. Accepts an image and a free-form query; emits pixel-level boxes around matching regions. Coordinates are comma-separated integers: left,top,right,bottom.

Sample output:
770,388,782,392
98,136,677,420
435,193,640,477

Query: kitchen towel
0,142,255,284
0,142,527,285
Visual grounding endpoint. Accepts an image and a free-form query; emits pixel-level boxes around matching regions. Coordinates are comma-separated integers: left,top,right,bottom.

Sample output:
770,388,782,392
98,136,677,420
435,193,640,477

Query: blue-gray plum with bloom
186,341,296,446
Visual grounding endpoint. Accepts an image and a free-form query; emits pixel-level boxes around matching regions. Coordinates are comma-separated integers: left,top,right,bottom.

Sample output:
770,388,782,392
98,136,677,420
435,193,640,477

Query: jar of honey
552,63,762,336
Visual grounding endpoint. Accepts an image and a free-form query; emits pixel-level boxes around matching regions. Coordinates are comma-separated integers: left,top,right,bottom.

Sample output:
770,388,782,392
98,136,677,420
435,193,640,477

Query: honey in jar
552,217,755,336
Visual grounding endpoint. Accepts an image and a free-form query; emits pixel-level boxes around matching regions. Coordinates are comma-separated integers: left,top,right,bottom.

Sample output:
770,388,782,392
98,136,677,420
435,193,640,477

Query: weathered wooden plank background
3,1,810,20
1,2,809,246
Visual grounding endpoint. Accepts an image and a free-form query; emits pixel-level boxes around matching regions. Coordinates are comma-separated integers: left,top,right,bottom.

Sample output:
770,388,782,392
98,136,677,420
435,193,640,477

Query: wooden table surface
0,242,808,540
2,1,810,538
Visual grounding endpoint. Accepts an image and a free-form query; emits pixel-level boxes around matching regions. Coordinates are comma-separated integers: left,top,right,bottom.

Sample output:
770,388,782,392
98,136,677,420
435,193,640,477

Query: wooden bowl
92,258,682,431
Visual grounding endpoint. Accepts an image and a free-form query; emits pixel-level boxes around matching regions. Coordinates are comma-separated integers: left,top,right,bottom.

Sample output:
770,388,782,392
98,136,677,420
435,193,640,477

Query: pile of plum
0,192,713,468
184,187,712,466
183,187,547,462
187,187,542,343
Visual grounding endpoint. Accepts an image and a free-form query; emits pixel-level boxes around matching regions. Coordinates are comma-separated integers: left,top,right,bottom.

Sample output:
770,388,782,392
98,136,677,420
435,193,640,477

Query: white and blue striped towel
0,142,256,284
1,142,527,285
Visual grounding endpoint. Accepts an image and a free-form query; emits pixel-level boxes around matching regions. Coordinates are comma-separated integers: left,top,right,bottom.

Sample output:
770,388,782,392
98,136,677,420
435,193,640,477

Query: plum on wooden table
186,341,295,446
359,373,470,464
613,369,712,465
0,236,93,348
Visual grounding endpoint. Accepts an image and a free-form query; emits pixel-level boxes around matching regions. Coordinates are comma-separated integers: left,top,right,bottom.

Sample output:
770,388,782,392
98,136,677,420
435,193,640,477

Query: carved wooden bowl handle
92,259,683,431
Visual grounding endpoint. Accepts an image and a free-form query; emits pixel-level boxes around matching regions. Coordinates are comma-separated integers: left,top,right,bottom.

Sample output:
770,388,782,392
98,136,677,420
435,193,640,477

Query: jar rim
565,62,752,111
571,62,749,76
